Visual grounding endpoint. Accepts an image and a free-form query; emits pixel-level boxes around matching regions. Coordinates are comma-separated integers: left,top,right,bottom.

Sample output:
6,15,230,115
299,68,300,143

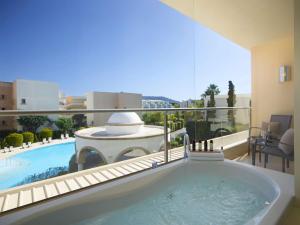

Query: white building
13,79,59,111
204,94,251,124
204,94,250,108
75,112,165,170
142,99,172,109
13,80,59,126
86,92,142,126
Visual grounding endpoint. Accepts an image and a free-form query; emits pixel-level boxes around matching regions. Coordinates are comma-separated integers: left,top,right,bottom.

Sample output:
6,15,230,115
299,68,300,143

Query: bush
22,132,34,143
186,120,211,141
52,130,62,139
5,133,23,147
0,138,8,149
55,117,73,134
39,128,53,139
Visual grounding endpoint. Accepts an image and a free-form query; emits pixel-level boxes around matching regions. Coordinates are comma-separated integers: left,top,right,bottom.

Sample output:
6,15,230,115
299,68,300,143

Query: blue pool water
0,142,75,190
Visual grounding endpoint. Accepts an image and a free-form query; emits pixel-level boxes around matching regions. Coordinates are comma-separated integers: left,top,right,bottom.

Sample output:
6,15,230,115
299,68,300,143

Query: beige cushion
279,128,294,155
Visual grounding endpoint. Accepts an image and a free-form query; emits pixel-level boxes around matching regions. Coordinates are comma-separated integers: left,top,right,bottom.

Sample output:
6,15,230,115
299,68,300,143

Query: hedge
5,133,23,147
39,128,53,139
22,132,34,143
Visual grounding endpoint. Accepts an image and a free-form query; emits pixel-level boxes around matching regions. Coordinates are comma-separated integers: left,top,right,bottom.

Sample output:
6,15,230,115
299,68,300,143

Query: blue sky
0,0,250,101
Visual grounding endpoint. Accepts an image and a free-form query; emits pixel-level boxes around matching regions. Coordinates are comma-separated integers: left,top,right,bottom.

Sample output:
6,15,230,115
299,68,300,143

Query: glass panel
0,108,249,191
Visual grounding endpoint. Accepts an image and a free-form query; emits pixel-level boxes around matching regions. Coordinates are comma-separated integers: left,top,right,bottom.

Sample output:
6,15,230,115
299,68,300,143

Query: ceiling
161,0,294,49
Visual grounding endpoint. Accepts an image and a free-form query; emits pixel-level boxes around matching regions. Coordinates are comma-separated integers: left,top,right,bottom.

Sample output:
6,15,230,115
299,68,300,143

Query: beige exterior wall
0,82,15,130
294,0,300,204
118,93,142,109
251,36,294,127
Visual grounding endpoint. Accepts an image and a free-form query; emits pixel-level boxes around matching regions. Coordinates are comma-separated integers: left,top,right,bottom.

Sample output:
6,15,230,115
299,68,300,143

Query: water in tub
20,162,271,225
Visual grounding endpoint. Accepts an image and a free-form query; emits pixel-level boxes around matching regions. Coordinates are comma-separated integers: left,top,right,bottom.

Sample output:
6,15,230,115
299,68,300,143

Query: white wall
14,80,59,123
204,94,250,124
14,80,59,111
86,92,142,126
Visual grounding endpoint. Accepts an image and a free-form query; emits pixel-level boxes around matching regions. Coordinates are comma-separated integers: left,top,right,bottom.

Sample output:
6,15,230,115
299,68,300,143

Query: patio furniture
1,147,8,153
65,133,69,139
42,138,47,144
61,134,65,140
263,128,294,172
249,114,292,165
27,142,32,148
48,137,52,143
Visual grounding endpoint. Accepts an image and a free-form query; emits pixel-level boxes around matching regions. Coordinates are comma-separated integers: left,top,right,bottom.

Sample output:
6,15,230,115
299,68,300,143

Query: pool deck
0,147,184,215
0,138,75,160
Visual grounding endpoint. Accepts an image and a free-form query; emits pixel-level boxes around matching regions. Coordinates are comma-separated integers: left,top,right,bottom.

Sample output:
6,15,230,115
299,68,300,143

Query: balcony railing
0,107,250,191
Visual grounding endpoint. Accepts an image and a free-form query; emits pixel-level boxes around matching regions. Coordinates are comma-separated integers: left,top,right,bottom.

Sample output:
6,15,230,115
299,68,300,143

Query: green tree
203,84,220,98
227,80,236,127
142,112,164,125
72,114,87,129
227,81,236,107
202,84,219,119
190,99,204,108
207,92,216,107
17,116,48,133
55,117,74,134
207,92,216,119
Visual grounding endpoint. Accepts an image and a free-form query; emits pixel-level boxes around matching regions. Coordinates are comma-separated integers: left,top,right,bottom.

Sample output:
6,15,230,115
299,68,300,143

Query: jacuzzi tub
0,159,294,225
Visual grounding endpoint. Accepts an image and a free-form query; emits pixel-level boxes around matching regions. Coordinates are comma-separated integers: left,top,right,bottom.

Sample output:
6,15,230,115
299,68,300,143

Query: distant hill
142,96,180,104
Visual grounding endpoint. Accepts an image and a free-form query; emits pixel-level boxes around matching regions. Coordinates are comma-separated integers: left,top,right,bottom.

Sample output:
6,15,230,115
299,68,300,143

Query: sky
0,0,251,101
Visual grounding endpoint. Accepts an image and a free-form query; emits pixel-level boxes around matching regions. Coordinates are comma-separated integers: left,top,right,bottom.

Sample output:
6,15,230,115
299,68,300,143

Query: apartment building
64,96,86,110
0,79,60,130
86,92,142,126
204,94,251,124
142,99,172,109
13,80,59,111
0,82,15,130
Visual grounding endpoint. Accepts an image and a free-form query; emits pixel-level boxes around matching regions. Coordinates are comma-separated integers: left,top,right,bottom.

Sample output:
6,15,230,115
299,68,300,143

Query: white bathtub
0,159,294,225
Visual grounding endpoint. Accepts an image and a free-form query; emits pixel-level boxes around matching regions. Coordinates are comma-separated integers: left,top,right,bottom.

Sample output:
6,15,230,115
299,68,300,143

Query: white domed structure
75,112,167,170
106,112,144,135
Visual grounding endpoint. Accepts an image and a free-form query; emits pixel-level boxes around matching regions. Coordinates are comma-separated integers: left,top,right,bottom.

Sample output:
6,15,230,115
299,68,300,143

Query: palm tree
202,84,220,120
203,84,220,98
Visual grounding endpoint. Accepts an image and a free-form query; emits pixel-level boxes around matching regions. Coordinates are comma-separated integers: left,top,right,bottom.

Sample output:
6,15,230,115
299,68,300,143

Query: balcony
0,0,299,224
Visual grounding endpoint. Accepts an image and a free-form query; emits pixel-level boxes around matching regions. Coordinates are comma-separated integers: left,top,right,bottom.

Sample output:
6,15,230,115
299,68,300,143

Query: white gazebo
75,112,166,170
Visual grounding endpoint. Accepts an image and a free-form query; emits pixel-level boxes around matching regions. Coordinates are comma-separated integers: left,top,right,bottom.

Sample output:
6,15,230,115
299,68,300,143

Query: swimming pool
0,142,75,190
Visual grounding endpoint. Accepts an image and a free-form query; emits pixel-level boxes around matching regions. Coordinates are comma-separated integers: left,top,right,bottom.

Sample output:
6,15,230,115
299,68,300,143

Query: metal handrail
0,107,251,116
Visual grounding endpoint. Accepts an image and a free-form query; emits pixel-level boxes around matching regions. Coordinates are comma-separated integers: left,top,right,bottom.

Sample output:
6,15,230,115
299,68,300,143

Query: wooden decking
0,148,184,215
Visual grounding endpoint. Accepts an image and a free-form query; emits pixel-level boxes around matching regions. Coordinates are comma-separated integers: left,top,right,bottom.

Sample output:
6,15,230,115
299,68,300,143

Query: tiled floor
0,148,184,214
234,152,294,174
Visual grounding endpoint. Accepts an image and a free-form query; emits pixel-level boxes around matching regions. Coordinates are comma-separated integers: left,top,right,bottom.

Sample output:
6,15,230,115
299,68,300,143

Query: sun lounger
22,143,28,149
